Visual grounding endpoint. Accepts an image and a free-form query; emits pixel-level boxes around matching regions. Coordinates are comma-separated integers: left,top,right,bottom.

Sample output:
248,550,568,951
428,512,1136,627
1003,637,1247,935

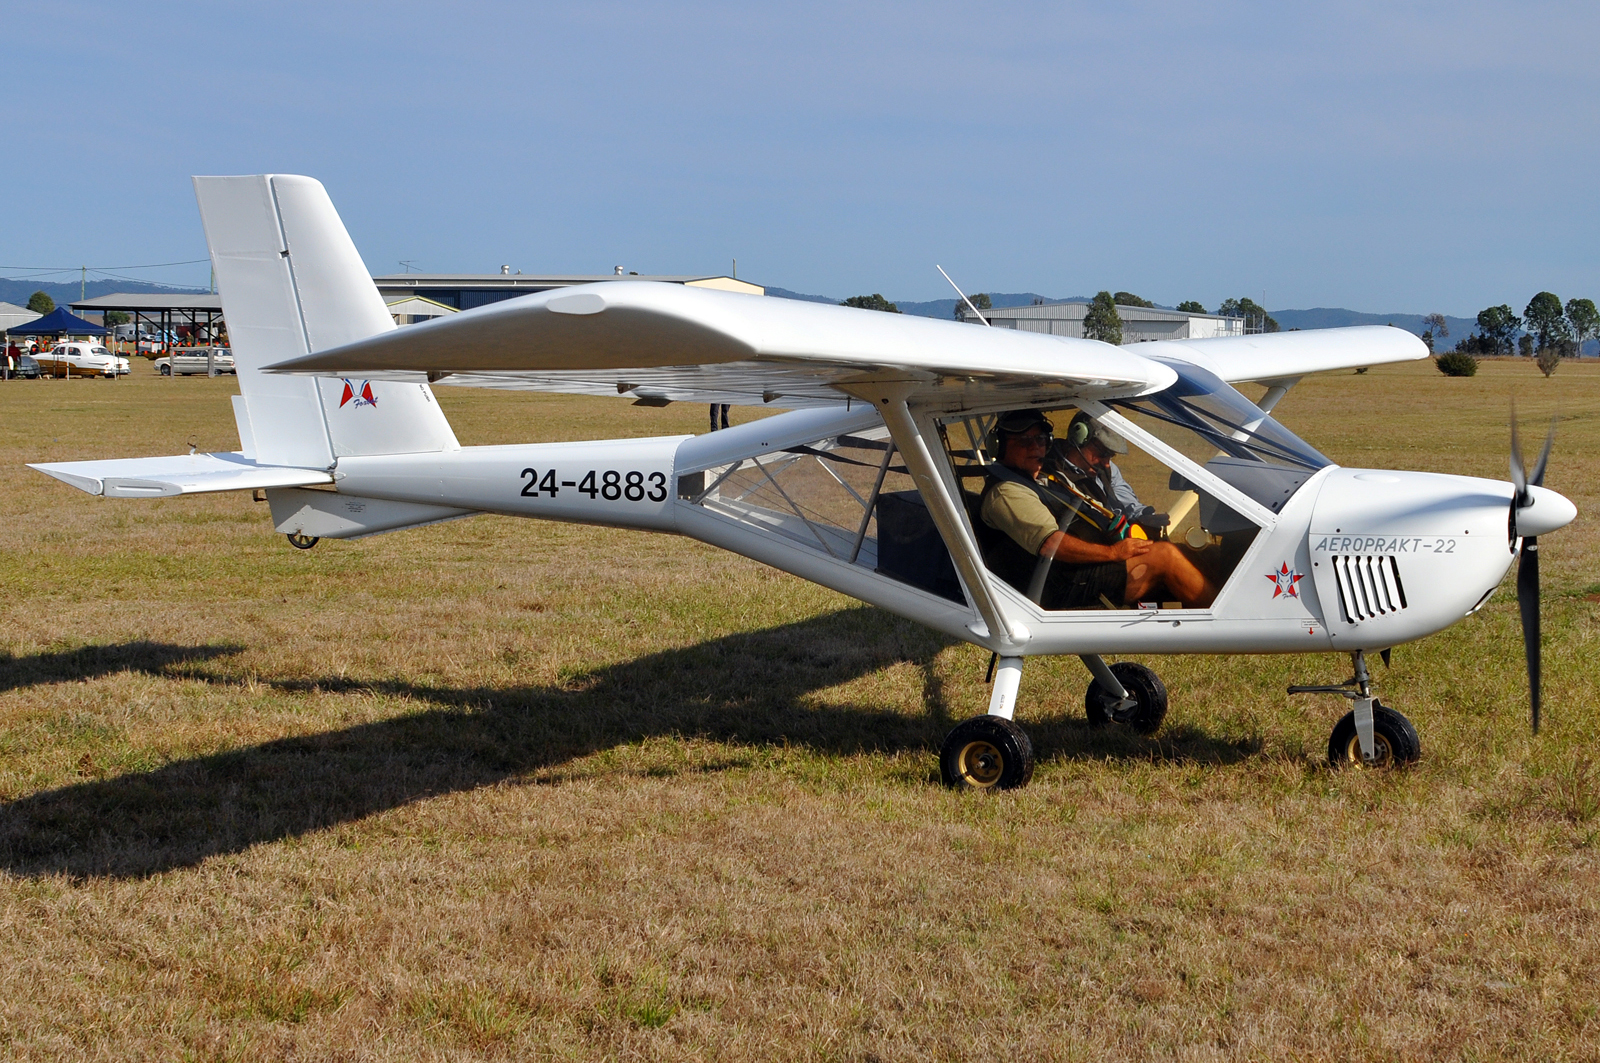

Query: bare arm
1040,531,1150,564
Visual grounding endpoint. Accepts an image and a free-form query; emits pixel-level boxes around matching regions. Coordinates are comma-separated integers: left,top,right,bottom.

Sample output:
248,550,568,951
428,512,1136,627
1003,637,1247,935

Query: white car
155,347,236,376
36,342,128,378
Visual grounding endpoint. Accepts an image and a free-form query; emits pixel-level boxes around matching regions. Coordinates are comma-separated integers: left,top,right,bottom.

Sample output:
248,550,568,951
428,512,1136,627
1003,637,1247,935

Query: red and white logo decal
1267,561,1303,599
339,379,377,408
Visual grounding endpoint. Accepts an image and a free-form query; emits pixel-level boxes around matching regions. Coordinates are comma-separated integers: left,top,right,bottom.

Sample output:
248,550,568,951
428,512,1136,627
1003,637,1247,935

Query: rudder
194,174,457,469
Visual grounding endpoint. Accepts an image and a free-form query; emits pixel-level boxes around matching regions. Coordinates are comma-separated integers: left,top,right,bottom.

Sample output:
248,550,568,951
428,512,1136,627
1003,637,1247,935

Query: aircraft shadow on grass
0,611,1257,879
0,641,244,695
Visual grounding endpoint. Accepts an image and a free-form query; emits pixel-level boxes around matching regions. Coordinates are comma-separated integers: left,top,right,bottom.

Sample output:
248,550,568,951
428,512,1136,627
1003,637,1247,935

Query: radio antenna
937,265,990,326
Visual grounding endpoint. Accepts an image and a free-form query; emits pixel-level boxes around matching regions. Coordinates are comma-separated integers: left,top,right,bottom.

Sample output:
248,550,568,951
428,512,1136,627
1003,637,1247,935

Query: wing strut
855,386,1023,649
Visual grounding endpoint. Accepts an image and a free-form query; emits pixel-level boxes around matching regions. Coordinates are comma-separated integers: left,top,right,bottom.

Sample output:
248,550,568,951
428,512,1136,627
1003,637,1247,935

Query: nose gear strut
1289,650,1419,768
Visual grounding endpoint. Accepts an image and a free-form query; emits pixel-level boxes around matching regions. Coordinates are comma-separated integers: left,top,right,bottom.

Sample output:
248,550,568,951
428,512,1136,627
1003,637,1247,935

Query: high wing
264,281,1178,409
1140,326,1428,388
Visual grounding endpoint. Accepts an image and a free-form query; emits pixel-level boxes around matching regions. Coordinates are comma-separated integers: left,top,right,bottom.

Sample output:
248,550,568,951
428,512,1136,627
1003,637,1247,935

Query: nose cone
1518,484,1577,537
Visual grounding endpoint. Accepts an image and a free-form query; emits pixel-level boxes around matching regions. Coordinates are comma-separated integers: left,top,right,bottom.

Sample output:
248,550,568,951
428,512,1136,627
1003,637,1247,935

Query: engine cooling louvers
1331,554,1407,623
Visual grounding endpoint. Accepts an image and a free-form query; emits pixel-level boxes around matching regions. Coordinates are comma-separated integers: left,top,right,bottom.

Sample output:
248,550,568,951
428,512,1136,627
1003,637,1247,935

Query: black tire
286,533,320,550
940,715,1035,791
1085,661,1168,735
1327,702,1420,769
158,364,171,376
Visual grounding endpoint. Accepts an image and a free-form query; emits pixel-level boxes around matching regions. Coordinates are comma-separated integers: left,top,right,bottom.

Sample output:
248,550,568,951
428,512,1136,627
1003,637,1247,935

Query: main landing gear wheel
1085,662,1168,735
1327,702,1420,769
940,715,1035,791
286,533,320,550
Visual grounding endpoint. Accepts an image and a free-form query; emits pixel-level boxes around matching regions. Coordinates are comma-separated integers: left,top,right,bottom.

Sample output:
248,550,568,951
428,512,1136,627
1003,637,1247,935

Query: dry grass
0,358,1597,1060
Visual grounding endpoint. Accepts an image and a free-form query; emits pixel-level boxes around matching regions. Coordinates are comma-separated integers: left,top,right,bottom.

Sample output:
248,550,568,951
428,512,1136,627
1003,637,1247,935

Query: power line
0,258,209,271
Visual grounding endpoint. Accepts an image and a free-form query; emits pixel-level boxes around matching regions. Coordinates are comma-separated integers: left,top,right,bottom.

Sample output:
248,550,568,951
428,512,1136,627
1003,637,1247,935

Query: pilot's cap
989,408,1053,458
1065,411,1128,454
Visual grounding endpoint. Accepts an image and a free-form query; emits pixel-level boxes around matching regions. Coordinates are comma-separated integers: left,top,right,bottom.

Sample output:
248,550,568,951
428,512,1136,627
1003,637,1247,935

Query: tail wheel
286,533,320,550
1085,662,1168,735
1327,702,1420,768
940,715,1035,791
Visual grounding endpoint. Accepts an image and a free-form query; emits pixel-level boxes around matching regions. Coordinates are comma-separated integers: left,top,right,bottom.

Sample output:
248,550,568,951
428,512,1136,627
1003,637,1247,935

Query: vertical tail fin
194,175,457,469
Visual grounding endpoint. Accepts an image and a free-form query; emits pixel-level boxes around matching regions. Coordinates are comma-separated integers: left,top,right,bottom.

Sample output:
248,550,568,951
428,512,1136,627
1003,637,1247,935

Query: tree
1175,300,1206,314
1523,292,1571,351
104,310,130,327
1216,296,1278,332
1565,297,1598,355
1113,291,1153,308
841,294,900,313
1419,313,1449,353
1435,352,1477,377
1519,334,1535,358
1081,291,1123,345
1475,304,1521,354
26,290,54,314
951,292,991,319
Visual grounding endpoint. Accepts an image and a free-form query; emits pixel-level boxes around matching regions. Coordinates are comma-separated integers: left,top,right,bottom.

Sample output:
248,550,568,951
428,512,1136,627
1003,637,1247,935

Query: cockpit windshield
1112,358,1331,472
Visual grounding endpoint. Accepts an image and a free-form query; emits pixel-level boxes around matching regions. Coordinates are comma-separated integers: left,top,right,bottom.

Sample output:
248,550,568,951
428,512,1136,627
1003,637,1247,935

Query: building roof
385,295,459,317
373,273,764,296
963,300,1230,323
70,293,223,312
0,302,42,330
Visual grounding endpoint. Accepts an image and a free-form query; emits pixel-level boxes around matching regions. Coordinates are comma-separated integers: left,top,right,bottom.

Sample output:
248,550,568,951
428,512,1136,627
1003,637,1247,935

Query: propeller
1508,403,1556,734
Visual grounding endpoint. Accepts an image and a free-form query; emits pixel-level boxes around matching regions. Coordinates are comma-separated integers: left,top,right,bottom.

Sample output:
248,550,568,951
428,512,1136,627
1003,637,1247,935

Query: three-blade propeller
1508,404,1556,734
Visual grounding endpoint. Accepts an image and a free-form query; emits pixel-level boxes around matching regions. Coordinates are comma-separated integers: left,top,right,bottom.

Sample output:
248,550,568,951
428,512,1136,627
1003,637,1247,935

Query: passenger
979,409,1216,609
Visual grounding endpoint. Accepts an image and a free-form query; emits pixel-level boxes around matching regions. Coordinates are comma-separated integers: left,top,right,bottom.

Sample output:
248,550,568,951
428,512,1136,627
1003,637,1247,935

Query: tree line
1446,293,1598,361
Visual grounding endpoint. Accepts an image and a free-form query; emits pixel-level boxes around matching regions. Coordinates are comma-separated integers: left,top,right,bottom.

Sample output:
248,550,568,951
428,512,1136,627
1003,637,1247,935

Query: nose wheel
1290,650,1422,769
1327,702,1420,768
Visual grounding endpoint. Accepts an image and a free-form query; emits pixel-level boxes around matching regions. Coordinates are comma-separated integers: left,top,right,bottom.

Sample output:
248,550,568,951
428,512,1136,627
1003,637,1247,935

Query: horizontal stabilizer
29,453,332,498
267,487,475,539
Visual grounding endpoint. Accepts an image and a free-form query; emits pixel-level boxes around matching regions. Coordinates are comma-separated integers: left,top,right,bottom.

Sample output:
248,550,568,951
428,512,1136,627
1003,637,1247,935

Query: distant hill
763,287,837,305
766,289,1544,347
1271,307,1476,342
766,288,1079,319
0,277,208,311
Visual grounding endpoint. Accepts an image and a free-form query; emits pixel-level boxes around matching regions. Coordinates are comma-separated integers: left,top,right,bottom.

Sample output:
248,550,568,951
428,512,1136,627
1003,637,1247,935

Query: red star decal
1267,562,1303,599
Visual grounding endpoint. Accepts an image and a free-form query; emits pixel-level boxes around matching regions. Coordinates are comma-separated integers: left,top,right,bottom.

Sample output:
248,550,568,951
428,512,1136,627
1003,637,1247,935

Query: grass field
0,357,1596,1060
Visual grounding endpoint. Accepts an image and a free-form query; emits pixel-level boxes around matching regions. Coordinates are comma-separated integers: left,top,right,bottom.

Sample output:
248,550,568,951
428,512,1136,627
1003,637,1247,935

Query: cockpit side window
939,406,1259,613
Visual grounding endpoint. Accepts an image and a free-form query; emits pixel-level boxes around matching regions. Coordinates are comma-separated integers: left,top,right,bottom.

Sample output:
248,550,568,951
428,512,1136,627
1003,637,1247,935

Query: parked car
35,342,128,378
155,346,236,376
6,354,41,379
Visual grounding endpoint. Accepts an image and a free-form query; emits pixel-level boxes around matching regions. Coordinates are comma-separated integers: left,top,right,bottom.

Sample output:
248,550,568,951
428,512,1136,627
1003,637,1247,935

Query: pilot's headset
985,409,1053,461
1063,411,1128,455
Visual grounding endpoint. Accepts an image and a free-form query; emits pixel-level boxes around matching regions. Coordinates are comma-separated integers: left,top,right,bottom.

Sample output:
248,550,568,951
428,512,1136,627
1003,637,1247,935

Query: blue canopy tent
5,306,107,337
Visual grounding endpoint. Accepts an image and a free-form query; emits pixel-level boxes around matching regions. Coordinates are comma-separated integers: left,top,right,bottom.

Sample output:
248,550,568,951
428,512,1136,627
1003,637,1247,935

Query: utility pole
81,266,86,301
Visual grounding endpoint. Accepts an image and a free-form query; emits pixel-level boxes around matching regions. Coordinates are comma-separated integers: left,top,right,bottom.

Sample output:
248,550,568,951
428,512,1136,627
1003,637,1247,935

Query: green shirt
980,479,1058,556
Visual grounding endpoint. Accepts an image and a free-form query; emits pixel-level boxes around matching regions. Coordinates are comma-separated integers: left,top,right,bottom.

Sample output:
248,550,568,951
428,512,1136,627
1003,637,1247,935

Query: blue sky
4,1,1596,315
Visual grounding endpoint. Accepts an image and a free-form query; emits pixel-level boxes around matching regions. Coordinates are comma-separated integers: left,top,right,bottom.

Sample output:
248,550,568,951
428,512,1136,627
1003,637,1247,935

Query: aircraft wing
264,281,1178,408
1140,325,1428,386
29,452,332,498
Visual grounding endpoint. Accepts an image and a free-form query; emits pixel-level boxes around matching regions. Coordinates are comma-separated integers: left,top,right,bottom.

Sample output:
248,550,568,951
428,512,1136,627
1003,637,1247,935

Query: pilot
979,409,1216,609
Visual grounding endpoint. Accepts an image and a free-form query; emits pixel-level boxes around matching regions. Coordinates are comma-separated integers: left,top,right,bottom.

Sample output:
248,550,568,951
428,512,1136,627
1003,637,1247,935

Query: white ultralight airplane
31,176,1578,790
